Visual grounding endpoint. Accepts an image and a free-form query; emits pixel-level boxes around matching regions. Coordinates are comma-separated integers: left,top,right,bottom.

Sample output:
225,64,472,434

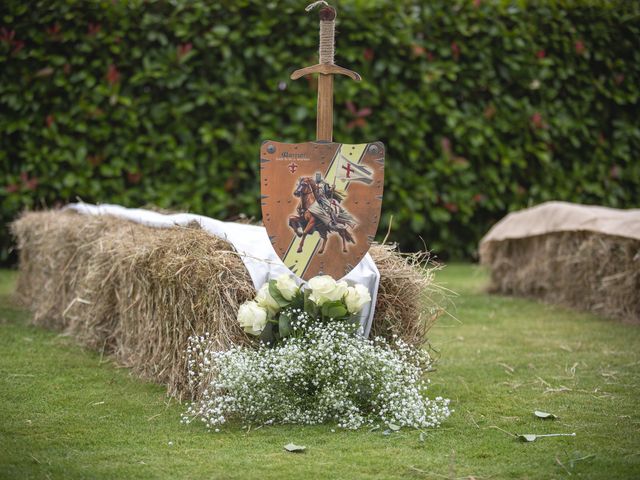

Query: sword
291,1,361,142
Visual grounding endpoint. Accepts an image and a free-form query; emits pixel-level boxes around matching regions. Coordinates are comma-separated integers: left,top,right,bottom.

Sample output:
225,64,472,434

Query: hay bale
368,245,442,345
480,231,640,323
11,209,442,398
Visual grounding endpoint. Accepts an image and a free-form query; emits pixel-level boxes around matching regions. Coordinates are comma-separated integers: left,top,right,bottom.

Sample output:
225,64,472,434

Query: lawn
1,265,639,479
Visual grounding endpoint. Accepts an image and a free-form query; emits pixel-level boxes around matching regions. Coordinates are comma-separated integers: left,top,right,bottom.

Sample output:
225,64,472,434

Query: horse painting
288,177,356,254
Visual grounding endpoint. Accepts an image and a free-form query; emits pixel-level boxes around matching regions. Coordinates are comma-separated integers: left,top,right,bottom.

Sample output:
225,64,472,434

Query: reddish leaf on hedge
610,165,621,179
347,117,367,129
107,63,120,85
88,22,101,36
1,28,23,55
46,23,61,37
411,44,425,57
20,171,29,182
5,183,19,193
614,73,624,85
598,133,606,145
363,48,374,62
426,51,435,62
46,114,55,128
530,112,544,129
35,67,54,77
25,177,39,190
472,193,486,203
453,156,470,167
87,154,104,166
344,101,371,118
444,202,459,213
473,0,482,7
535,49,546,59
304,73,317,90
575,40,585,55
484,104,496,119
127,171,142,184
451,41,460,60
177,42,193,60
0,28,15,44
12,40,24,54
63,63,72,75
224,176,236,192
345,101,372,129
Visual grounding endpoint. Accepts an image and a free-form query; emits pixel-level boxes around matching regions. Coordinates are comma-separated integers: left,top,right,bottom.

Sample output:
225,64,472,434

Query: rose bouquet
236,274,371,346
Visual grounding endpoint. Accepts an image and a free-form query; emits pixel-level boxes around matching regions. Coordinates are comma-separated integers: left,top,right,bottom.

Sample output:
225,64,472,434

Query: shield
261,140,385,280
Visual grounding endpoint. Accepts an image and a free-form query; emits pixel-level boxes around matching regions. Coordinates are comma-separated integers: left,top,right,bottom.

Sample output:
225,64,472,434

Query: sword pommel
318,6,335,21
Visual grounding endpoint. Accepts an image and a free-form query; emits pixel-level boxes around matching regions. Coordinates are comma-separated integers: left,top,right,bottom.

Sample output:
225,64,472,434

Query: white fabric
67,203,380,336
480,201,640,245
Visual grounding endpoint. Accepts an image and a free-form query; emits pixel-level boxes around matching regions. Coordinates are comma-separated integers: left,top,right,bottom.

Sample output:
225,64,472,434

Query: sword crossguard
291,64,361,82
292,3,362,141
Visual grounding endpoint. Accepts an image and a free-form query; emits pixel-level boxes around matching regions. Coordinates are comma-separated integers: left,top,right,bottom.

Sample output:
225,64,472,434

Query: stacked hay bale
480,202,640,323
11,209,442,399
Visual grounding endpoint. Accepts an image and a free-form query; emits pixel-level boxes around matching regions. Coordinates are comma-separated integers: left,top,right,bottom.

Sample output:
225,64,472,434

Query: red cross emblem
288,162,298,174
341,162,353,178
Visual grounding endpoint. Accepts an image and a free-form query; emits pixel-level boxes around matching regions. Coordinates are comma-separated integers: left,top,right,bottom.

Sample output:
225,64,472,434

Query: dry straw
480,231,640,324
11,209,443,399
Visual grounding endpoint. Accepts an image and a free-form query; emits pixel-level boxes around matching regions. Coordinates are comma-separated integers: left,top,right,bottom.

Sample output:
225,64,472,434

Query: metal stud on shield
261,1,385,281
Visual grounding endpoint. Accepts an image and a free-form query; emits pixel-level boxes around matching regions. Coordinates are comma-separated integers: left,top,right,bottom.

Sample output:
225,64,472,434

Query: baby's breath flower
184,323,451,430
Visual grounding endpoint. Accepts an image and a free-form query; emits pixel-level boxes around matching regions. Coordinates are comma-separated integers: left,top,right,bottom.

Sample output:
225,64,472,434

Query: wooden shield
260,140,385,280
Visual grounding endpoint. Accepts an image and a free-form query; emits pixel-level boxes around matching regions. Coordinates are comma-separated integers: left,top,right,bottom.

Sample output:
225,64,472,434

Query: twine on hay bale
11,209,443,399
480,231,640,324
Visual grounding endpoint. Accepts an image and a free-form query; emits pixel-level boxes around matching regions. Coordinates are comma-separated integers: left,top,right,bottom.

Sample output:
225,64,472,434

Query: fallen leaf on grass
534,410,557,419
518,433,576,442
283,443,306,453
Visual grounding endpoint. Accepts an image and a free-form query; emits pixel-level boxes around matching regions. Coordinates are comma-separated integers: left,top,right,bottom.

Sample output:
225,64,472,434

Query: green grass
1,265,639,479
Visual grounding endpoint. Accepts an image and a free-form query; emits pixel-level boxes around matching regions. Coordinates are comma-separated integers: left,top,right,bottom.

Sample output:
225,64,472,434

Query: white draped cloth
67,203,380,336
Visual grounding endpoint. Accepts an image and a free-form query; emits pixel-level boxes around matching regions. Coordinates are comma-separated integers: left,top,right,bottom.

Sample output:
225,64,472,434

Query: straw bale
11,209,442,398
480,231,640,323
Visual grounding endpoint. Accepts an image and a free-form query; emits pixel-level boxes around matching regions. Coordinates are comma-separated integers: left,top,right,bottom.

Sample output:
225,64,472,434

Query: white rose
237,301,267,335
255,283,280,315
344,284,372,314
275,273,299,301
307,275,348,306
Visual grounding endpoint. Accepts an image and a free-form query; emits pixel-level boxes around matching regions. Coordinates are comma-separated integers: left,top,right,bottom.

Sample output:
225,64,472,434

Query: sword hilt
318,5,335,65
292,2,361,142
292,2,361,81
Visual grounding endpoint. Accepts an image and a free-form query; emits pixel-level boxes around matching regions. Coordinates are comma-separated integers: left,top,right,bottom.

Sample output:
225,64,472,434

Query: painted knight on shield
261,141,385,280
260,2,385,281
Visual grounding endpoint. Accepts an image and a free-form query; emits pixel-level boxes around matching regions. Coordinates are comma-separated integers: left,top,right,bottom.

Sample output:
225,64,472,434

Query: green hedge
1,0,639,263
